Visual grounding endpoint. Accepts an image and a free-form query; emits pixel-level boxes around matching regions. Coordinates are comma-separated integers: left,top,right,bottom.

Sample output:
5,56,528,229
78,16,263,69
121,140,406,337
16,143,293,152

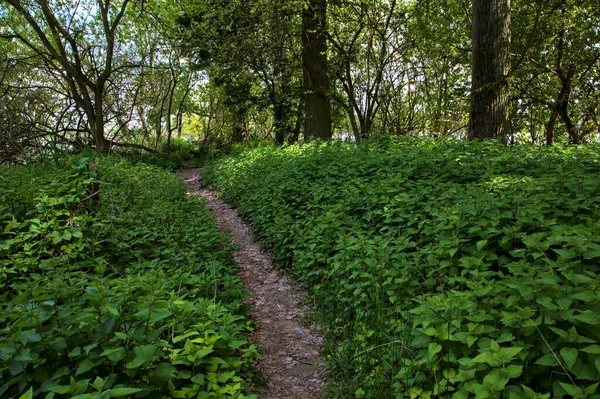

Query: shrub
1,155,258,398
205,138,600,398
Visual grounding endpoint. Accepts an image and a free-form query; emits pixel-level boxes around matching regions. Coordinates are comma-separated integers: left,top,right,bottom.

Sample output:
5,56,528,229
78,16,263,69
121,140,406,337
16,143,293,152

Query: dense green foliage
0,156,258,398
2,0,599,158
205,139,600,398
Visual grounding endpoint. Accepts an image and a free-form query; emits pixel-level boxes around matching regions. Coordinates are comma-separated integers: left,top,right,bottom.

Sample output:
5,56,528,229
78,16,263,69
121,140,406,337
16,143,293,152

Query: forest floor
178,169,325,399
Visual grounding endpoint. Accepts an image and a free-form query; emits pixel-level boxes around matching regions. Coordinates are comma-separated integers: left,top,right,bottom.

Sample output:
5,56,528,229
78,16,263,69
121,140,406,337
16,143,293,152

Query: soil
178,169,325,399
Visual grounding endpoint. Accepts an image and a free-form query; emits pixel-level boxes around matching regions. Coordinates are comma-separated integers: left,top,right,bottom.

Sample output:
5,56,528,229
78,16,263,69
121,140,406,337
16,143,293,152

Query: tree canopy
1,0,599,159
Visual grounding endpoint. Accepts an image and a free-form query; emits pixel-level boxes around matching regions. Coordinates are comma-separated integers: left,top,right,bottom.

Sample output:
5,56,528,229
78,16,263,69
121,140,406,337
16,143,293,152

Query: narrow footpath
178,169,324,399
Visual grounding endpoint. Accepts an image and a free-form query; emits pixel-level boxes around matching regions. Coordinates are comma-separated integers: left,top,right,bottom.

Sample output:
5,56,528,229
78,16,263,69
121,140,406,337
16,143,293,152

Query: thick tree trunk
302,0,332,140
468,0,511,141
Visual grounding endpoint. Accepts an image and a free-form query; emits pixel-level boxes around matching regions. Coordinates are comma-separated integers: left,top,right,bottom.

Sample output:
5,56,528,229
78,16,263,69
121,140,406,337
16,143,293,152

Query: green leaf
553,248,576,259
149,309,172,323
549,327,568,339
584,382,599,396
521,385,550,399
107,387,145,397
534,353,559,367
496,347,523,362
229,339,247,349
191,374,205,385
49,385,72,394
126,356,145,370
190,349,214,362
496,332,515,343
503,364,523,378
558,382,585,398
571,310,600,325
472,383,492,398
581,345,600,354
472,351,496,365
583,244,600,259
133,344,156,364
153,362,177,381
51,231,63,244
68,347,82,358
173,331,199,343
104,304,119,316
18,387,33,399
70,394,96,399
76,359,100,376
476,239,488,251
114,332,129,340
490,340,500,352
83,342,98,356
483,370,509,391
100,347,126,362
560,347,578,370
428,342,442,359
563,272,594,284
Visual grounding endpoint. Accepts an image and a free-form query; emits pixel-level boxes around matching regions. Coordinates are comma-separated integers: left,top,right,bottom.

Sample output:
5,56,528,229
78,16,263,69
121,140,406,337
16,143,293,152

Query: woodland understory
2,0,600,398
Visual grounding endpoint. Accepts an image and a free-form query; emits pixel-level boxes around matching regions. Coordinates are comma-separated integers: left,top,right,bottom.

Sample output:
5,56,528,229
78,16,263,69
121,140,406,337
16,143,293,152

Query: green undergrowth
0,155,259,398
205,138,600,398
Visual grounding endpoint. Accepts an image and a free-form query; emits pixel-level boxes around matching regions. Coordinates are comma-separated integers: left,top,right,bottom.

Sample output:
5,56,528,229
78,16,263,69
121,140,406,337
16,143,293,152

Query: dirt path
178,169,324,399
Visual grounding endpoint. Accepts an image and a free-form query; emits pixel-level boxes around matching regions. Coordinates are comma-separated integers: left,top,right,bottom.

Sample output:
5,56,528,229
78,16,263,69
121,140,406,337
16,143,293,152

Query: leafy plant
1,154,258,398
205,138,600,398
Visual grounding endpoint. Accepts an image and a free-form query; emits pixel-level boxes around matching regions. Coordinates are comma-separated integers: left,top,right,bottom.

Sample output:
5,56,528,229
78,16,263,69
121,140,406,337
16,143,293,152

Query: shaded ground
178,169,324,399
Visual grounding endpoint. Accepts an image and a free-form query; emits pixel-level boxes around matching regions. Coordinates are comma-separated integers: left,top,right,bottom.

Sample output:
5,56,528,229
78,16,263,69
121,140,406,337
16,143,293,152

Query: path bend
179,169,324,399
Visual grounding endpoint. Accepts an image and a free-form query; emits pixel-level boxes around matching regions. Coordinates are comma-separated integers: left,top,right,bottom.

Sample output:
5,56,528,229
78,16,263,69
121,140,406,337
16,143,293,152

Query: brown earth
178,169,325,399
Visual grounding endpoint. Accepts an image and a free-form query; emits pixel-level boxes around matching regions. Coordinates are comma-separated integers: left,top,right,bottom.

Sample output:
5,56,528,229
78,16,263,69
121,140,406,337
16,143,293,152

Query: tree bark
274,101,286,145
468,0,511,141
302,0,332,140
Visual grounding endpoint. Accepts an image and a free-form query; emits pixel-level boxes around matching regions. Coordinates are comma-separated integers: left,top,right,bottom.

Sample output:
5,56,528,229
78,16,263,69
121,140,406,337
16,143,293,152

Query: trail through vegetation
205,138,600,398
179,169,324,399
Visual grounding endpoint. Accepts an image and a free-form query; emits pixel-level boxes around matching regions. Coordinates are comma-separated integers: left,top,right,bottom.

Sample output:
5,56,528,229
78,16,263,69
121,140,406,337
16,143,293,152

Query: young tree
509,0,599,144
328,0,402,142
468,0,511,141
1,0,136,151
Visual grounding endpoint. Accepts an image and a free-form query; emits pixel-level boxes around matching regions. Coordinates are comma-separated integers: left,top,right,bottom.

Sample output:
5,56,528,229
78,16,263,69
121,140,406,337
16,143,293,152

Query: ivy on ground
0,155,258,399
205,138,600,399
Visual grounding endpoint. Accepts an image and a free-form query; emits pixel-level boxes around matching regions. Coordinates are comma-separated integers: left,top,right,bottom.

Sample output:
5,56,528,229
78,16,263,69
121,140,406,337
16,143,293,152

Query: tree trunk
232,110,246,143
546,65,577,144
274,101,286,145
302,0,332,140
468,0,511,141
288,101,303,144
347,106,361,143
93,86,109,152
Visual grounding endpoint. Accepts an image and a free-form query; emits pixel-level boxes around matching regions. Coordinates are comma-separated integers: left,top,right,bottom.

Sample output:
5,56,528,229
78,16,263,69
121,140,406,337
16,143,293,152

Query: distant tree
468,0,511,141
328,0,403,143
1,0,138,151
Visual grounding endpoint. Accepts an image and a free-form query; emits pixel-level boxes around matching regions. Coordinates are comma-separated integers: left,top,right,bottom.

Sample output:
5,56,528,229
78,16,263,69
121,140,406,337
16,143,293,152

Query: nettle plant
1,156,258,399
206,139,600,398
